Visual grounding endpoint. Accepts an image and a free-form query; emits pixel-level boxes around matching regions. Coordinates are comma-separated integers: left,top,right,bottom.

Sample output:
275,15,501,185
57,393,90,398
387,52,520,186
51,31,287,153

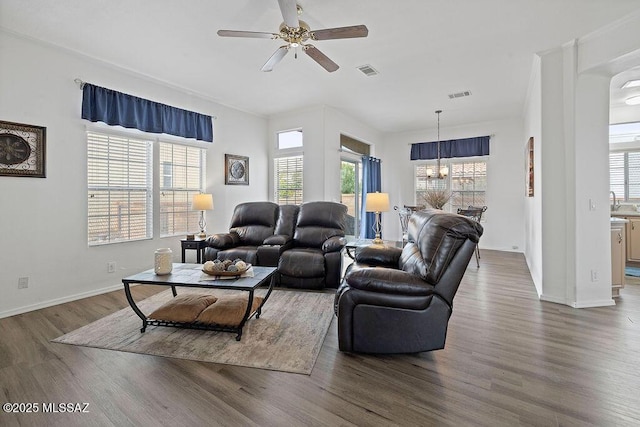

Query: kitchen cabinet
611,221,626,298
626,217,640,261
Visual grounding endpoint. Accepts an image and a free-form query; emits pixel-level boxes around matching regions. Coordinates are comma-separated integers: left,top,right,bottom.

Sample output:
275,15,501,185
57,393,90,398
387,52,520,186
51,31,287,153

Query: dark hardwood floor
1,250,640,426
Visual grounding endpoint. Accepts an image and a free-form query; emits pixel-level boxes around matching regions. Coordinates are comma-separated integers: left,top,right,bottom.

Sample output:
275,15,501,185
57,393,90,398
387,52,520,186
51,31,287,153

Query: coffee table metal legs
122,274,275,339
123,282,148,333
233,277,275,341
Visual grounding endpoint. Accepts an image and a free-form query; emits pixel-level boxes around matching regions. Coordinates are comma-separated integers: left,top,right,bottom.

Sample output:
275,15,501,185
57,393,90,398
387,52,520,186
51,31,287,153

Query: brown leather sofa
204,201,347,289
334,209,483,353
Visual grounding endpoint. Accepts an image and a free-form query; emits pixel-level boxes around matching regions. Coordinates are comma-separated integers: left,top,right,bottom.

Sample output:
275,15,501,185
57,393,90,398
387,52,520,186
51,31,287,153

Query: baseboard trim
0,283,129,319
539,294,567,305
539,293,616,308
570,299,616,308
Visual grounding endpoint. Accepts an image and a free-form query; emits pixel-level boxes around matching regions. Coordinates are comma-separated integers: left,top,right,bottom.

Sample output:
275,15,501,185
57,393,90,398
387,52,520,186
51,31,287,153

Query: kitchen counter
611,217,630,223
611,211,640,217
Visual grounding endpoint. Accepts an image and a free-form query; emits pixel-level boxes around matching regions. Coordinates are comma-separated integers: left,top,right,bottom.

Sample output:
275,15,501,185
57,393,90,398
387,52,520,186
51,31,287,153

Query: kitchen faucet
610,191,620,211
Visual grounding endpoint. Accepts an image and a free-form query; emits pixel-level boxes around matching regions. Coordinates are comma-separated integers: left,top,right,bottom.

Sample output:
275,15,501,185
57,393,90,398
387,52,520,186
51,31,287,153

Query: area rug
52,288,335,375
625,266,640,277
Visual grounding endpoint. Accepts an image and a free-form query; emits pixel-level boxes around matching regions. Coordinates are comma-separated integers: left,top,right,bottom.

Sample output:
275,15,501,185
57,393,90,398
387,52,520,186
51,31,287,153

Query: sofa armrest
355,245,402,268
322,236,346,253
206,232,240,249
345,266,434,296
263,234,290,245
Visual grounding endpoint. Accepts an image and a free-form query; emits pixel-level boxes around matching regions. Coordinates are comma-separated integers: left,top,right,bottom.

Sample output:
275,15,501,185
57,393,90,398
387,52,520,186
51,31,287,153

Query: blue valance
81,83,213,142
410,136,490,160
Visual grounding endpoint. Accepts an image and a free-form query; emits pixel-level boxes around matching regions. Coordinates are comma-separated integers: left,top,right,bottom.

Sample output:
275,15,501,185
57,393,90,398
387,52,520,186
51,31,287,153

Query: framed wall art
526,137,534,197
0,120,46,178
225,154,249,185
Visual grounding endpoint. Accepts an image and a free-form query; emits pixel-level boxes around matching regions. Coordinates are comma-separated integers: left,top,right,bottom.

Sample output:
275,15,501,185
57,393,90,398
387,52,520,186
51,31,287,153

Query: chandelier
426,110,449,179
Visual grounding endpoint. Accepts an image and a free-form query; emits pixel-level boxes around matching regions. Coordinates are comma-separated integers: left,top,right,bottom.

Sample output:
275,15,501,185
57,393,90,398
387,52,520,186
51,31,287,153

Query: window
341,159,362,237
277,130,303,149
274,156,303,204
87,130,207,245
87,132,152,245
609,151,640,202
159,143,206,237
274,130,303,205
415,159,487,214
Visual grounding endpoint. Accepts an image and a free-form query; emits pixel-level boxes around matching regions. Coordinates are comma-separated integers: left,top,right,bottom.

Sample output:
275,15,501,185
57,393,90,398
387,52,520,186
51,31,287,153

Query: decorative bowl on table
202,259,250,276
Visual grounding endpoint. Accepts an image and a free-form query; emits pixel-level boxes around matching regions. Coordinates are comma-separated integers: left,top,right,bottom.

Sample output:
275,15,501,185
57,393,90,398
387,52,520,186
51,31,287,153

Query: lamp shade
191,193,214,211
365,192,390,212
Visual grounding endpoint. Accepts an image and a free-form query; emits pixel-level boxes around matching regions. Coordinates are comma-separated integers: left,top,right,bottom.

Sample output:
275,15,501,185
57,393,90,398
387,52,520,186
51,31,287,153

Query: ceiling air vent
357,64,379,76
448,90,472,99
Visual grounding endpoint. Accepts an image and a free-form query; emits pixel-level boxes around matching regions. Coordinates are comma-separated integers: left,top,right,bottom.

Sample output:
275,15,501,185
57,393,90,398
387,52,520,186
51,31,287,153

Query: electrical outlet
591,269,599,282
107,261,116,273
18,277,29,289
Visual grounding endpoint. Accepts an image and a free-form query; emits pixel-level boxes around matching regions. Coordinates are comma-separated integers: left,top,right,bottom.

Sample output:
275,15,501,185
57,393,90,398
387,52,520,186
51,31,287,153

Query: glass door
341,159,362,237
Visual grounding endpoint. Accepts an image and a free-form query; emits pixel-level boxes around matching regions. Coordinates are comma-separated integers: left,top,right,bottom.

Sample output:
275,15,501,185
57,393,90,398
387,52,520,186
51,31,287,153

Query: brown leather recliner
276,201,347,289
334,209,483,353
204,202,299,266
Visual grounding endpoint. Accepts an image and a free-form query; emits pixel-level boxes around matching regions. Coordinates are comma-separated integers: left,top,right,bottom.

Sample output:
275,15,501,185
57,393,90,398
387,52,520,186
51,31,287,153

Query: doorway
341,159,362,237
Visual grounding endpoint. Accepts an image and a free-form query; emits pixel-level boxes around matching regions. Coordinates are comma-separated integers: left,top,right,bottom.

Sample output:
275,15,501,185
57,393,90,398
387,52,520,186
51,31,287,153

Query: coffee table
122,263,276,341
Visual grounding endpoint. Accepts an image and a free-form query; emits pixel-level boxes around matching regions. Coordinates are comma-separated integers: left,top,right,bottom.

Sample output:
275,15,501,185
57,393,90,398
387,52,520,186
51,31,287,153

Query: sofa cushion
217,246,258,265
294,202,347,248
148,294,217,323
274,204,299,238
229,202,279,245
278,248,325,278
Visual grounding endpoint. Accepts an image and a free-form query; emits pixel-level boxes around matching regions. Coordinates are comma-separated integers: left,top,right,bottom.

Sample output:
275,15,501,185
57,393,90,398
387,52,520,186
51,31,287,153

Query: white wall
0,32,268,318
523,55,543,295
522,11,640,308
379,118,526,252
268,105,381,203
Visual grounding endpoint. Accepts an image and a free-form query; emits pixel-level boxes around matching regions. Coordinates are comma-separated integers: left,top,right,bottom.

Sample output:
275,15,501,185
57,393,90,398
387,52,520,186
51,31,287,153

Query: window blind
274,156,303,205
159,142,205,236
87,132,152,245
609,151,640,202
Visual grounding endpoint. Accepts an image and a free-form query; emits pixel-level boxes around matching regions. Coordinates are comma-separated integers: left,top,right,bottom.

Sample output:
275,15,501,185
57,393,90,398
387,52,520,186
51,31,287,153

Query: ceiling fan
217,0,368,72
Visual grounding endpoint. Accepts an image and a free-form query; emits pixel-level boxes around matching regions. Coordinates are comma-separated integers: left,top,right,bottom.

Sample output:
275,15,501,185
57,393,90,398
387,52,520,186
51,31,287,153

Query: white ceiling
2,0,640,132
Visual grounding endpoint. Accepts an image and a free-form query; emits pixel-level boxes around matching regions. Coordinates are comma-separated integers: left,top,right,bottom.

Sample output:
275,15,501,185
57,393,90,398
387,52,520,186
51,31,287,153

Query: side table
344,238,403,260
180,237,208,263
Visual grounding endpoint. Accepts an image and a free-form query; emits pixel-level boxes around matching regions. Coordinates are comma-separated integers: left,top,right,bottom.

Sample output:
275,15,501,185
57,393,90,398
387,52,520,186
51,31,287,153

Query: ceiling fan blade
217,30,279,39
304,45,339,72
310,25,369,40
261,46,289,72
277,0,299,28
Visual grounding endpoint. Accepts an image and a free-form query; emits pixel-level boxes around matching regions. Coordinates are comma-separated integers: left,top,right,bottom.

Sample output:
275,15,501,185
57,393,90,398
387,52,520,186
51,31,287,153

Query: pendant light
426,110,448,179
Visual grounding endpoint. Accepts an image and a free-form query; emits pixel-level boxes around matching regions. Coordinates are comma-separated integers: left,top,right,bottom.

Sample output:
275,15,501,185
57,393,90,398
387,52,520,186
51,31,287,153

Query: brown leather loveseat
204,201,347,289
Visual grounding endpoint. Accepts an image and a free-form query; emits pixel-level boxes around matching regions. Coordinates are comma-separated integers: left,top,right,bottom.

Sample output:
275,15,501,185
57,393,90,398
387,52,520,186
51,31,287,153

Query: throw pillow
148,294,217,323
196,294,264,326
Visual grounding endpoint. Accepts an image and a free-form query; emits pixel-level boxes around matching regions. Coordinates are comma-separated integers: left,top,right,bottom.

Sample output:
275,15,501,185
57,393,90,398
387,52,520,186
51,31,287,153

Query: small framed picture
225,154,249,185
0,120,46,178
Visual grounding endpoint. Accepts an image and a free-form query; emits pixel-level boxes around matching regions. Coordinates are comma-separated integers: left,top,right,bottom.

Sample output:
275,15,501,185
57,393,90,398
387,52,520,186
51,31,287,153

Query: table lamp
192,193,214,238
365,192,390,244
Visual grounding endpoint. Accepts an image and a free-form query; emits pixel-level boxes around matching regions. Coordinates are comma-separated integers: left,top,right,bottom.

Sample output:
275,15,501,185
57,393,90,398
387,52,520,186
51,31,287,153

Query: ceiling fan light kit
217,0,368,72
